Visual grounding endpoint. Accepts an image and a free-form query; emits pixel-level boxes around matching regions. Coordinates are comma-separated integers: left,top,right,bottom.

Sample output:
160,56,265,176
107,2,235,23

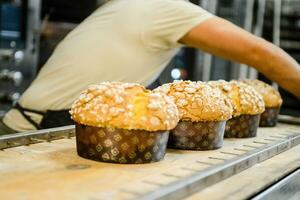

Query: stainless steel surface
279,115,300,125
252,169,300,200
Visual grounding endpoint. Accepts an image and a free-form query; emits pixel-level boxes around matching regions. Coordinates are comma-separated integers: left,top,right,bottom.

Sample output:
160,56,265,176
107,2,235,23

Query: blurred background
0,0,299,117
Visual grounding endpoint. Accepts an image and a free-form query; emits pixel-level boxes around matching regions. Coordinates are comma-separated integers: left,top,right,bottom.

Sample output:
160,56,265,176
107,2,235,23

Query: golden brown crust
240,79,283,108
154,81,233,122
70,82,179,131
208,80,265,117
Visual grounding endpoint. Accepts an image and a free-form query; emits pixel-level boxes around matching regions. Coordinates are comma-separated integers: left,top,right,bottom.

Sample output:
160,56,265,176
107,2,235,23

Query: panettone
70,82,179,131
154,80,232,150
154,80,233,122
240,79,282,108
71,82,180,164
208,80,265,117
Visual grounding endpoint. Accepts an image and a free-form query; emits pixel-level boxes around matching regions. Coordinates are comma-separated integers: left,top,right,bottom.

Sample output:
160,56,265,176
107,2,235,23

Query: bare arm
179,17,300,99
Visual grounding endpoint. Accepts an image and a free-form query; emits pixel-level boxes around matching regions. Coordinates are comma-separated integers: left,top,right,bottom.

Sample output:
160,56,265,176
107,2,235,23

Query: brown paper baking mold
225,114,260,138
259,107,280,127
76,124,169,164
168,121,226,150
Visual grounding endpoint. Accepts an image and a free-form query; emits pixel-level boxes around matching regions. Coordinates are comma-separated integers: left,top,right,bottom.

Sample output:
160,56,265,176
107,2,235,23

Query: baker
1,0,300,134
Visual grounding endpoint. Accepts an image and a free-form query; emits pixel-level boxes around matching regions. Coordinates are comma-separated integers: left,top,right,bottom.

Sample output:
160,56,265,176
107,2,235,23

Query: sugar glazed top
208,80,265,117
240,79,283,108
70,82,180,131
154,81,233,122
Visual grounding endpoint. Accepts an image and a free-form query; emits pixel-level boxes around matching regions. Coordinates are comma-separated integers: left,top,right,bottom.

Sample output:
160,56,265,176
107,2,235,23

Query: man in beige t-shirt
2,0,300,133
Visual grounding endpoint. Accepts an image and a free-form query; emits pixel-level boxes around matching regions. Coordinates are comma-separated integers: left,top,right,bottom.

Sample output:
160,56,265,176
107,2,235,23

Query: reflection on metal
252,169,300,200
278,115,300,125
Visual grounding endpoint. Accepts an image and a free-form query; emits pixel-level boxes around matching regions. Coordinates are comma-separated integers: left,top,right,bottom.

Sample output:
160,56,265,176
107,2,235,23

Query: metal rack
0,125,74,150
139,131,300,200
0,123,300,199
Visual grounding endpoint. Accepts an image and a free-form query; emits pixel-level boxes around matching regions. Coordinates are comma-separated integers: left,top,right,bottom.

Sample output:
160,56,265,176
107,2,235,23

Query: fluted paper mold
225,114,260,138
168,121,226,150
76,124,169,164
259,107,280,127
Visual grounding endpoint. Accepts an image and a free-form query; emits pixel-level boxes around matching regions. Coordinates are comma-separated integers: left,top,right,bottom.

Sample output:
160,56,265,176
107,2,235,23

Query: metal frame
238,0,255,79
249,0,267,79
0,125,74,150
23,0,41,79
194,0,218,81
272,0,282,89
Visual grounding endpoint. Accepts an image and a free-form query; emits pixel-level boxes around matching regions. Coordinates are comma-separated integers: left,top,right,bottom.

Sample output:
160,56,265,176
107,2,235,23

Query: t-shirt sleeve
140,0,214,51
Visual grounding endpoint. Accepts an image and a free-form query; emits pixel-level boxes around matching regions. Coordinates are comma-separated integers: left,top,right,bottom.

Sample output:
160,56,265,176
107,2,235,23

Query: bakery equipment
0,123,299,199
0,0,101,114
0,0,41,111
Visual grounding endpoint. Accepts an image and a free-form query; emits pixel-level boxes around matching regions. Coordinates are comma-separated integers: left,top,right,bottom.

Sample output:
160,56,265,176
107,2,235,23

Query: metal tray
0,124,300,200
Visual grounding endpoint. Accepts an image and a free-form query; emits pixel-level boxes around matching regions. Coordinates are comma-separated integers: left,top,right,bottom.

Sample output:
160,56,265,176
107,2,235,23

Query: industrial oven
0,0,40,112
0,0,99,114
0,1,300,199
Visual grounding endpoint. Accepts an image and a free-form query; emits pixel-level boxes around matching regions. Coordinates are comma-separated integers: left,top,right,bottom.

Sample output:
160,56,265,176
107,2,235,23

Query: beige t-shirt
4,0,213,131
